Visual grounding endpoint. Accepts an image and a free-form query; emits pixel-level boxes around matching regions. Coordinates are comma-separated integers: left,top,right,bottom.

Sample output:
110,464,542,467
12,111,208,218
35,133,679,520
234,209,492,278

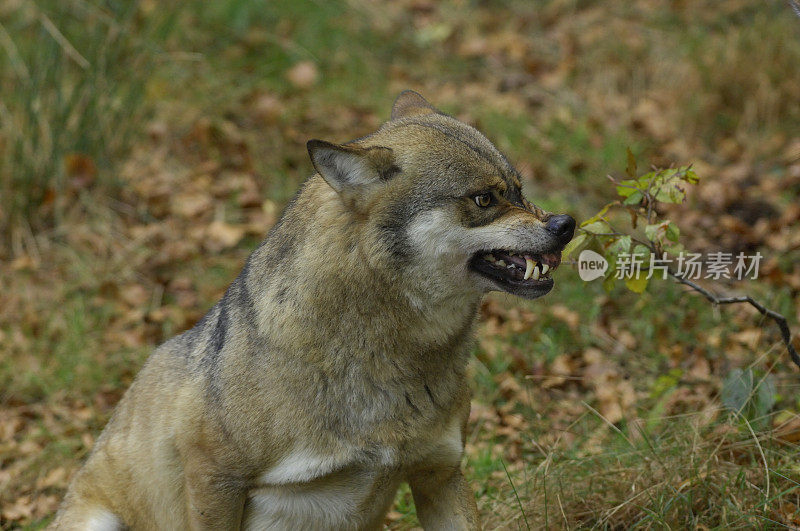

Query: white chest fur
243,419,463,530
244,467,400,530
258,447,358,485
243,444,397,530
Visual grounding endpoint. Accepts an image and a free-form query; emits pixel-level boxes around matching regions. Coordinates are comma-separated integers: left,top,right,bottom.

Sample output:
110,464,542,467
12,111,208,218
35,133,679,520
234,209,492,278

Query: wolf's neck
243,180,480,369
248,247,480,362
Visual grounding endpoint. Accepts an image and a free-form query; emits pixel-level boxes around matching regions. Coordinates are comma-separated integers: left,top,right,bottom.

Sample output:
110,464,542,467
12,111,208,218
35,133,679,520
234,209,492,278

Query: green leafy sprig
566,149,799,369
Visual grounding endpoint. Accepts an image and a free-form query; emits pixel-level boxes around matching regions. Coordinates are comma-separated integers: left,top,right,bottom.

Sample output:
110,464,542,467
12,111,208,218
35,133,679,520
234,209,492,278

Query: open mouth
468,249,562,299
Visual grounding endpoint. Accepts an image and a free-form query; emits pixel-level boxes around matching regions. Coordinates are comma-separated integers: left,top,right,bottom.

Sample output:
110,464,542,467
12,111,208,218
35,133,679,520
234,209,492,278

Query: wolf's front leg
183,454,246,530
408,465,480,530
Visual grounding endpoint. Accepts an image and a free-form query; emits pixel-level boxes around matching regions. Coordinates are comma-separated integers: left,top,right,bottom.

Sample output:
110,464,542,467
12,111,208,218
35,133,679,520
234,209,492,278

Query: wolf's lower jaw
469,249,561,298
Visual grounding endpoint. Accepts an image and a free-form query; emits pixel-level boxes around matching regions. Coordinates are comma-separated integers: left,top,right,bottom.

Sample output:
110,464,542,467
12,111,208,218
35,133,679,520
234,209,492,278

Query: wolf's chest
243,417,463,529
243,447,400,530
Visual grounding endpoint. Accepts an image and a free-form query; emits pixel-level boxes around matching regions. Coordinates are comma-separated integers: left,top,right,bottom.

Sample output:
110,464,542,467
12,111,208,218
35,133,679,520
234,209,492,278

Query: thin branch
644,172,656,225
607,175,638,190
668,271,800,369
586,232,626,238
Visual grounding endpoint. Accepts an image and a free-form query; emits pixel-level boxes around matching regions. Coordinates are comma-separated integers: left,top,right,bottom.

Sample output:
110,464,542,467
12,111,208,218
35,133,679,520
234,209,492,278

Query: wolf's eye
474,193,492,208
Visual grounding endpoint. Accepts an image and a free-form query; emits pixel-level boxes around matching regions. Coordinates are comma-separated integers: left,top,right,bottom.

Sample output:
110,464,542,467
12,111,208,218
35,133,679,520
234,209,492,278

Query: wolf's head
307,91,575,302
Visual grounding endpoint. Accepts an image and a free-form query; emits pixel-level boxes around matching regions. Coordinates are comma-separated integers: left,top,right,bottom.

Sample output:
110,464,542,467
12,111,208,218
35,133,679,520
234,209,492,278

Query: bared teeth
481,251,557,280
524,258,535,280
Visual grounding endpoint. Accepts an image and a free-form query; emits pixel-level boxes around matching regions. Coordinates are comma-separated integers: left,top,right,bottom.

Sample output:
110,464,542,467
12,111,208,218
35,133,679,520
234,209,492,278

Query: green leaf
622,190,643,205
615,180,639,198
626,147,637,179
625,273,649,293
563,233,587,259
683,168,699,184
652,184,686,204
664,242,685,255
607,235,631,255
721,369,776,429
581,220,611,235
644,223,664,242
644,166,699,205
632,244,651,262
636,171,657,190
665,221,680,242
603,236,630,272
580,203,613,227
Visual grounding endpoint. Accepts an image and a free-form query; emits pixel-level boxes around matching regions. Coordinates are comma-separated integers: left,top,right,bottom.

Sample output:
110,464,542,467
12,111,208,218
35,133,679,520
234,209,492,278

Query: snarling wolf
53,91,575,530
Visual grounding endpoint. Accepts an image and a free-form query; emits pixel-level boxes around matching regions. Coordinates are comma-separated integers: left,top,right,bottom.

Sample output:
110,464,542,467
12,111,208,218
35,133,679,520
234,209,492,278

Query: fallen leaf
252,92,284,124
2,495,34,521
171,192,212,219
206,221,245,249
36,467,67,490
119,285,149,307
286,61,319,89
64,153,97,189
550,304,579,330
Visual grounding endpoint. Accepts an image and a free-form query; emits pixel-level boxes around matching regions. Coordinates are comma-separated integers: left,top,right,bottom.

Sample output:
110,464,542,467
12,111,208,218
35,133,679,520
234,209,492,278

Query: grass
2,0,800,528
492,400,800,528
0,1,177,242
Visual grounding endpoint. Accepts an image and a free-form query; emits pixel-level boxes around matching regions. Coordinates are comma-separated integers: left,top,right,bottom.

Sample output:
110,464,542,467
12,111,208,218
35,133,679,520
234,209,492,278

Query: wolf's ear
391,90,442,120
307,140,398,193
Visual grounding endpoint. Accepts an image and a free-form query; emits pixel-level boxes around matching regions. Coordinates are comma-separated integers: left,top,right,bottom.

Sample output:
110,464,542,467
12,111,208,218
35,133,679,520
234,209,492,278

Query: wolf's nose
545,214,576,246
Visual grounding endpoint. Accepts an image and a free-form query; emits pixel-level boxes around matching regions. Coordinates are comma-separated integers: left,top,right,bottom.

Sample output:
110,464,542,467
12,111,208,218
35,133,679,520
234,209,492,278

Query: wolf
52,91,575,530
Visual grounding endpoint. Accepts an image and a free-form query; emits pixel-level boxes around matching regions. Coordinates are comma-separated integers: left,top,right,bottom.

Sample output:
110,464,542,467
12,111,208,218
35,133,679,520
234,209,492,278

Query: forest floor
2,0,800,528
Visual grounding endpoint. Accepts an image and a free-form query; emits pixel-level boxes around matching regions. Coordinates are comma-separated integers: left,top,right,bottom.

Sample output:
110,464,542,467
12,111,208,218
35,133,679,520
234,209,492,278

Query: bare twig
607,175,637,190
668,271,800,369
644,171,656,225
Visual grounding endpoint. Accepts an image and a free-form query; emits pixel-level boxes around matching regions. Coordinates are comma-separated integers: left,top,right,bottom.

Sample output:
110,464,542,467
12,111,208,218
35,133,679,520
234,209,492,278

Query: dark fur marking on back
210,303,228,358
196,303,227,404
253,178,307,269
178,324,201,355
235,264,259,327
263,233,298,272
